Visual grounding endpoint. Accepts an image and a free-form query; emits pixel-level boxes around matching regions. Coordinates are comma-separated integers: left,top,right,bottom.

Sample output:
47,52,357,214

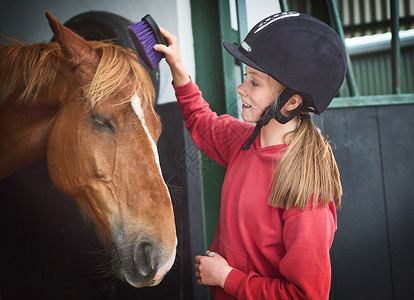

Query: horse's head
44,12,176,287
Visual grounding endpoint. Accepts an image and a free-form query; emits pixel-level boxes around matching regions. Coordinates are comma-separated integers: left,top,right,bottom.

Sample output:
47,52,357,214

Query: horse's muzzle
111,236,176,287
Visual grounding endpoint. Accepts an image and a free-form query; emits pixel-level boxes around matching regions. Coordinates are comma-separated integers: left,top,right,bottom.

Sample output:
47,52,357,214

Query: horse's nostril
135,242,155,278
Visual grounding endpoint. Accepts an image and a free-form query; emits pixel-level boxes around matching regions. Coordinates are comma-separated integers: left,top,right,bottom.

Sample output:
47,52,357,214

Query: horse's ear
45,11,99,66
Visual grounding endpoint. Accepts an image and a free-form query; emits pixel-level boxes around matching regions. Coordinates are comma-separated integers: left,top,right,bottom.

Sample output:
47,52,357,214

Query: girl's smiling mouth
241,100,252,109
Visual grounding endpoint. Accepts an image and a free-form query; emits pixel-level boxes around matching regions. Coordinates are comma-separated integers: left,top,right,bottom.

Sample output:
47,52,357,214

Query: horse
0,12,176,288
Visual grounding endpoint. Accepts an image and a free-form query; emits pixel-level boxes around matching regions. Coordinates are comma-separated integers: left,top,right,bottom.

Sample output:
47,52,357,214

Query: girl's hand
194,251,233,288
154,27,190,86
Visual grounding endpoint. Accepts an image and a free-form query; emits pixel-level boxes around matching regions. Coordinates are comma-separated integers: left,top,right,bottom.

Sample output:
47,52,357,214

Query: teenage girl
155,11,346,300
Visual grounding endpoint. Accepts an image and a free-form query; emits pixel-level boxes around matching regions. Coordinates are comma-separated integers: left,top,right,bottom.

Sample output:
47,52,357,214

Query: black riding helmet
223,11,347,150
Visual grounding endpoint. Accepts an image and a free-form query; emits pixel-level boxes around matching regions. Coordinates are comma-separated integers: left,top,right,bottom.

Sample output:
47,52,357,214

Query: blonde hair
269,114,342,210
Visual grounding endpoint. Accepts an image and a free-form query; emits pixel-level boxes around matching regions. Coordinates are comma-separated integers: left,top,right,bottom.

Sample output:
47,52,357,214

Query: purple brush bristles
128,15,166,70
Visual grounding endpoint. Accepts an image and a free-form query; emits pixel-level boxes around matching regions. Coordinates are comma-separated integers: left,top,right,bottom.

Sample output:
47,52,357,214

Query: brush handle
142,14,168,46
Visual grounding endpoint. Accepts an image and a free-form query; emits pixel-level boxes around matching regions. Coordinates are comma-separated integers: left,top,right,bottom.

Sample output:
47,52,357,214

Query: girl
155,11,346,300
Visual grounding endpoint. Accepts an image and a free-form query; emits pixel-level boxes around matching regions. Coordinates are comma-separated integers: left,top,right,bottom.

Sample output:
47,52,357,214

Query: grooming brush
128,14,167,70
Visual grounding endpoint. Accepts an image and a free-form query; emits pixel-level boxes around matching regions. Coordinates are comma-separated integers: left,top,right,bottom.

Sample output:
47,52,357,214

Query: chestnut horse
0,12,176,288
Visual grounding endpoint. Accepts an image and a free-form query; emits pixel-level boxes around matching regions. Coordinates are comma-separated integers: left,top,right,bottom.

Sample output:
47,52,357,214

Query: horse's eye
93,114,115,132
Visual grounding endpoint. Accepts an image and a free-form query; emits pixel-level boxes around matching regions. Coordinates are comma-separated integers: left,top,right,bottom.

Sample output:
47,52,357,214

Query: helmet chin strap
242,88,307,150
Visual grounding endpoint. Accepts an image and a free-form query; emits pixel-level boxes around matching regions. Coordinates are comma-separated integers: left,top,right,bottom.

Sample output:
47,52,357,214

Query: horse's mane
0,37,155,109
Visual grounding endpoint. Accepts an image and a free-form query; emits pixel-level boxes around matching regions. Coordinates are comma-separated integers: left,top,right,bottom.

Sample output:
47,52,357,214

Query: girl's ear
285,94,303,112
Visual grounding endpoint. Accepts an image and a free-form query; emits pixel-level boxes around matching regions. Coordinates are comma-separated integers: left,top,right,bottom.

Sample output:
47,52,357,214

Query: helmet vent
254,12,300,33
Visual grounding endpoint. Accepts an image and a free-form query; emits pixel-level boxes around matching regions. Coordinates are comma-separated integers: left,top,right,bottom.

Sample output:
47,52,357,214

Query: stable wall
314,103,414,299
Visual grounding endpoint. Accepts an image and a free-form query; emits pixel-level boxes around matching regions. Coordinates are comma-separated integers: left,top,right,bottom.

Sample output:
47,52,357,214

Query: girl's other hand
194,251,233,288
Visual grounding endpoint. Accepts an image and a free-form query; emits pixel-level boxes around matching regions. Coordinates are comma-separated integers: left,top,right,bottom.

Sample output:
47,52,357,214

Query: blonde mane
0,38,155,109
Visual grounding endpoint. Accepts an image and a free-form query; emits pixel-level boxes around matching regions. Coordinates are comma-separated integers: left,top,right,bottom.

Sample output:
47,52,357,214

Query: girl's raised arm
154,27,190,86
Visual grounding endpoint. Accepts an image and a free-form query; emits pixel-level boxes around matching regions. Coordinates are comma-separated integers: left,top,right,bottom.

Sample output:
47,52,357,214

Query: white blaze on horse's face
131,95,161,169
129,94,177,286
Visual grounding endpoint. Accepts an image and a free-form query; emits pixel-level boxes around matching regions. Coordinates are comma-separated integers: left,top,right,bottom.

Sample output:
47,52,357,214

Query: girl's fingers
159,26,177,44
154,44,168,54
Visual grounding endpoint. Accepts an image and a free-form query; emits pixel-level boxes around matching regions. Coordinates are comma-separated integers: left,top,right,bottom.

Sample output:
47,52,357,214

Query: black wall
314,104,414,300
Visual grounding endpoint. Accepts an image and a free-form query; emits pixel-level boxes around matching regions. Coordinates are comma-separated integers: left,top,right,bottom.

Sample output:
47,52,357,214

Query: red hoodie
174,79,337,300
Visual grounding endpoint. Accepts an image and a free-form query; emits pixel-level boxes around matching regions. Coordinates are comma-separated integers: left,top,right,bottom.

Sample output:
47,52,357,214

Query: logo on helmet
241,41,251,52
254,11,300,33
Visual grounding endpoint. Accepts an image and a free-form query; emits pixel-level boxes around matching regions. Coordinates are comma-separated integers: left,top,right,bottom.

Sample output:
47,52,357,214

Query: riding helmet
224,11,347,119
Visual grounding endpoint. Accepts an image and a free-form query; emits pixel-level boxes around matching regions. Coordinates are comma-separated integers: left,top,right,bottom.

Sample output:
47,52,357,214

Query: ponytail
269,115,342,210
